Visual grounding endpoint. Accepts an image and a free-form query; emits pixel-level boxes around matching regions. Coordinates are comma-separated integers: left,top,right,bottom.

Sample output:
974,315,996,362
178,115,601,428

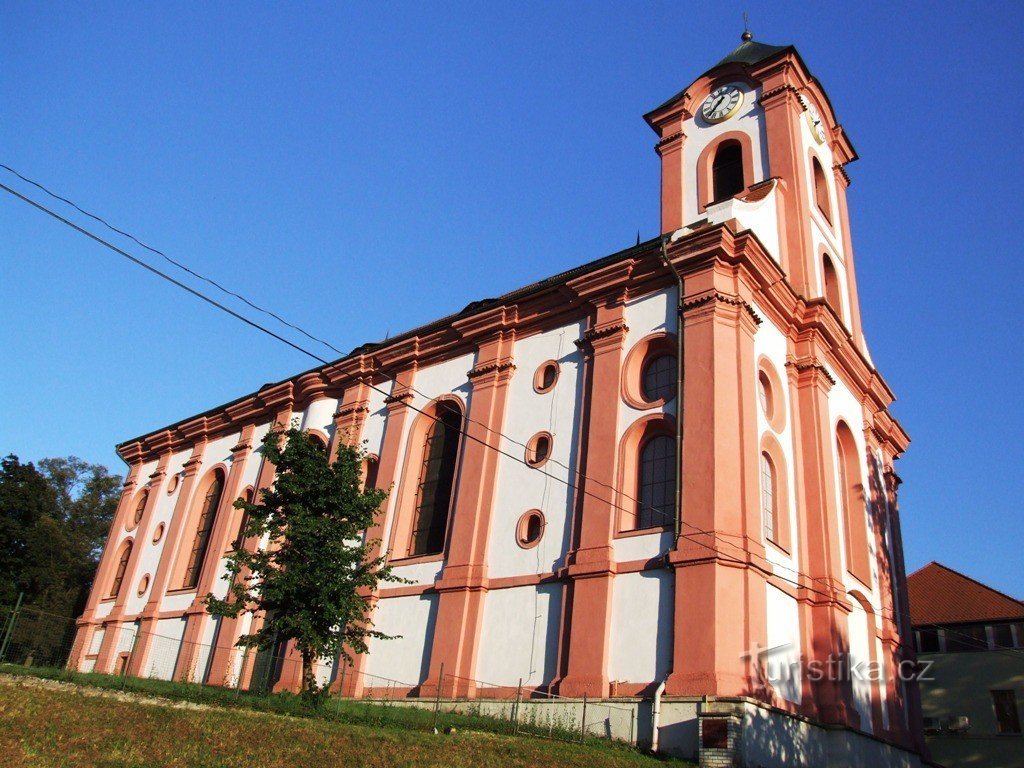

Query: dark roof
712,39,791,69
907,562,1024,627
645,35,794,119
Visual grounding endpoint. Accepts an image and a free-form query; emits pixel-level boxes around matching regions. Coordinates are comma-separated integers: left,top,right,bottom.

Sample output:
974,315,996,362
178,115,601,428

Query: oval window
758,370,774,421
642,354,676,403
526,432,552,467
516,510,545,548
534,361,560,393
152,522,165,544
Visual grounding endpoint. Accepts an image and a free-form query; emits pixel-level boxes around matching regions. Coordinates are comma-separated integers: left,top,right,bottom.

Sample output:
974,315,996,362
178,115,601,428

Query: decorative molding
574,321,629,351
682,292,762,326
383,390,413,406
785,355,837,388
467,359,516,380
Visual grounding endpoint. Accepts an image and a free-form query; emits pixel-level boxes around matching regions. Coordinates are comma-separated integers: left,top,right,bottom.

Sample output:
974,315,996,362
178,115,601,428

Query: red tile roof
907,562,1024,627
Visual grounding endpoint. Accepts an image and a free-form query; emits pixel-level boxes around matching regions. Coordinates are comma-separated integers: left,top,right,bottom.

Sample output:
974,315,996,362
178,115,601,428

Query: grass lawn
0,675,688,768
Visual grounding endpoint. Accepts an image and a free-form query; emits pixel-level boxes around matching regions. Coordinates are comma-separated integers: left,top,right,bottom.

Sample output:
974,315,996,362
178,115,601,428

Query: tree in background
0,454,121,665
206,427,400,698
0,455,121,616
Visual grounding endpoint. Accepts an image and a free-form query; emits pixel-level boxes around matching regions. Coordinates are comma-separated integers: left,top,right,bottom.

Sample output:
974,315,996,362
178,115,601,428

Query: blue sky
2,2,1021,596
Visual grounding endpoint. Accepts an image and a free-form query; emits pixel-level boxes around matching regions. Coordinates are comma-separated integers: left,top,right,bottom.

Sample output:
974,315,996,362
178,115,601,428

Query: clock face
701,85,743,124
803,99,826,144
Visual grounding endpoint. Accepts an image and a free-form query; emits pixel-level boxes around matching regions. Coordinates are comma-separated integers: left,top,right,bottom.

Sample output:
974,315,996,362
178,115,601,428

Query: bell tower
644,33,867,352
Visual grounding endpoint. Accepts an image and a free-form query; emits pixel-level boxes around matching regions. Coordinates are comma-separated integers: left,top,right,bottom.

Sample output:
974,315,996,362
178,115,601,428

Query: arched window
812,157,832,222
109,540,132,599
822,254,842,313
231,487,254,551
712,141,745,202
760,452,778,542
637,434,675,529
836,423,871,584
409,402,462,556
182,471,224,589
363,455,380,491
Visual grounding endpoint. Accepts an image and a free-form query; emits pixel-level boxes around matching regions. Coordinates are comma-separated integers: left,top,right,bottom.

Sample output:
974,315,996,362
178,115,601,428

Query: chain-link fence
0,602,644,750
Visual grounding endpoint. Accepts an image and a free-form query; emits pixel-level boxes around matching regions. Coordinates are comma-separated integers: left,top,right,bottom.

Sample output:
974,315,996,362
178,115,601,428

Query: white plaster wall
390,560,443,585
145,617,186,680
125,448,193,615
191,614,219,683
824,362,880,608
487,319,586,579
364,593,437,687
705,185,782,262
751,303,801,581
682,81,769,225
361,384,390,457
847,600,874,733
608,570,672,683
102,459,158,605
765,584,802,704
618,287,677,436
614,530,673,562
88,627,105,655
297,396,338,438
376,352,474,566
475,584,563,688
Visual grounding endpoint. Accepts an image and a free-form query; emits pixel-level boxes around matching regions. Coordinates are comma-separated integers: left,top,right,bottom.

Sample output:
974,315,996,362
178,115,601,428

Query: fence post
121,628,141,691
0,592,24,663
580,693,588,742
432,662,444,732
513,677,522,735
236,646,250,697
630,707,636,745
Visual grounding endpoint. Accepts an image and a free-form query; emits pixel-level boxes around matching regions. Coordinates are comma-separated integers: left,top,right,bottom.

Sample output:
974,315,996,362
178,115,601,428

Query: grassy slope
0,679,683,768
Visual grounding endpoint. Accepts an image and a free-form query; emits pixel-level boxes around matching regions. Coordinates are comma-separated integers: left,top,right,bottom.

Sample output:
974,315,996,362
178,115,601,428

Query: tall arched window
363,455,380,491
812,157,832,222
109,540,133,599
822,254,842,313
836,423,871,584
760,452,778,542
637,434,676,529
409,402,462,556
712,141,745,202
182,471,224,589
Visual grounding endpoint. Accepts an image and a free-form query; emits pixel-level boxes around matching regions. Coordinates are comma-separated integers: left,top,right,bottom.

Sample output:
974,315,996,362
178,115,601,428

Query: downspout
658,235,684,545
651,234,684,756
651,677,667,753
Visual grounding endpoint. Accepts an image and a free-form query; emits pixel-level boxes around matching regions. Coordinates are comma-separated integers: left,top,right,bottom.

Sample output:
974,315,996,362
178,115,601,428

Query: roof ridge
922,561,1024,608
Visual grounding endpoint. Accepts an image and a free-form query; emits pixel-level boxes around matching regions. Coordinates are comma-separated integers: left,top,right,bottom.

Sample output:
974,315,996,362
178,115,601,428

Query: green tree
0,454,120,615
206,427,400,697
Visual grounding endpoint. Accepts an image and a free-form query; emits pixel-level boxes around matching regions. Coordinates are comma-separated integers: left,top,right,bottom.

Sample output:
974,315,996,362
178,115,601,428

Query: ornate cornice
681,292,762,326
467,359,516,380
785,354,836,389
383,390,413,407
334,404,370,419
574,321,629,352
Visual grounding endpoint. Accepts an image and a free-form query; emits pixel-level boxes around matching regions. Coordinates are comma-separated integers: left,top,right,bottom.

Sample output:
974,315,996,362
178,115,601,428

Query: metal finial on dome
741,11,752,41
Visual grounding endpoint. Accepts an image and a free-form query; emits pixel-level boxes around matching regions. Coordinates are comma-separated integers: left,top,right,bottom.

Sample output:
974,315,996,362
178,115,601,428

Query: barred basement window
993,690,1022,734
182,471,224,589
409,402,462,556
637,434,675,529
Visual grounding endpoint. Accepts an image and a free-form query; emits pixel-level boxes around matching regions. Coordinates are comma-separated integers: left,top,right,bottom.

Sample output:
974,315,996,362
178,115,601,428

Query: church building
72,34,928,766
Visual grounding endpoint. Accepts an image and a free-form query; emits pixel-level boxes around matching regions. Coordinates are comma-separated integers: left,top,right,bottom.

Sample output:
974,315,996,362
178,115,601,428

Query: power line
3,170,1019,667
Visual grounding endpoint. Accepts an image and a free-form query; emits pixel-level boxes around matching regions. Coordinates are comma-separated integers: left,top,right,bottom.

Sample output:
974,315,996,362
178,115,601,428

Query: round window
642,354,676,403
137,574,151,596
128,489,148,530
152,522,165,544
167,473,180,495
516,510,545,548
526,433,552,467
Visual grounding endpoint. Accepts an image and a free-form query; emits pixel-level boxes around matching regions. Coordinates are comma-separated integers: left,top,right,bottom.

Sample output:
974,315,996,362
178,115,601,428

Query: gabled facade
72,34,927,766
909,562,1024,768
